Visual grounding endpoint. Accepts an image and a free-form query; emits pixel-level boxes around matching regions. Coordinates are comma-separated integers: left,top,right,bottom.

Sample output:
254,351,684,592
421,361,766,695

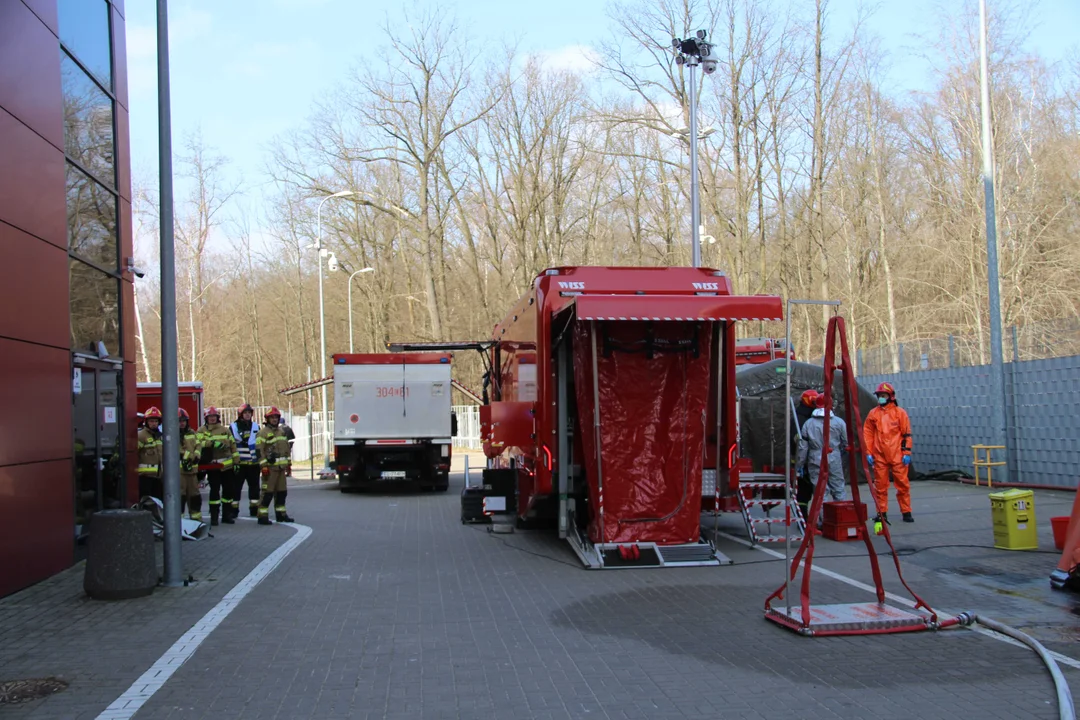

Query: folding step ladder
737,472,805,546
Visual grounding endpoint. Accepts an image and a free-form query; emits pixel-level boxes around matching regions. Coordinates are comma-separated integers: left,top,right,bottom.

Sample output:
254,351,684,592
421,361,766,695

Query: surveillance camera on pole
671,28,714,268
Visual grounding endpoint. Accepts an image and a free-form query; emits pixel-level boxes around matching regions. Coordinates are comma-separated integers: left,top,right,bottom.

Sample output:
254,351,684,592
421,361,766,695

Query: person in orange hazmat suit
863,381,914,527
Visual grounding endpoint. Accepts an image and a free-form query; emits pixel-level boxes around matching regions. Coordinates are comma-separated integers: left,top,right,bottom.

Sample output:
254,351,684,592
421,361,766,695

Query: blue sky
123,0,1079,243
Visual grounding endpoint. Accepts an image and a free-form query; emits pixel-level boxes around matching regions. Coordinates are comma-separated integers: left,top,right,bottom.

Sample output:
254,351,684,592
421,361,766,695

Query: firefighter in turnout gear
197,406,238,526
137,407,164,500
256,407,294,525
864,381,914,529
230,403,261,517
178,408,202,521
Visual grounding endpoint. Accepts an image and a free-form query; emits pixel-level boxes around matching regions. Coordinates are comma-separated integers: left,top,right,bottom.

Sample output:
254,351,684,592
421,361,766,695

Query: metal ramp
737,472,805,546
565,511,729,569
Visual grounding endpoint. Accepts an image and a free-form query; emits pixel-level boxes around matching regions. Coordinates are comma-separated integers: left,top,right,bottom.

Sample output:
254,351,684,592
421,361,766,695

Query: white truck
331,352,456,493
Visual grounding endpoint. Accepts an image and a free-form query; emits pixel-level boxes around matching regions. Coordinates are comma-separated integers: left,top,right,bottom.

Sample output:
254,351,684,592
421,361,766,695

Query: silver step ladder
737,472,805,546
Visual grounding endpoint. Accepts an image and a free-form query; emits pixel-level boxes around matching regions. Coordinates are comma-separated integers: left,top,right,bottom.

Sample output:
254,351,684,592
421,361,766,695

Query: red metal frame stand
764,315,939,635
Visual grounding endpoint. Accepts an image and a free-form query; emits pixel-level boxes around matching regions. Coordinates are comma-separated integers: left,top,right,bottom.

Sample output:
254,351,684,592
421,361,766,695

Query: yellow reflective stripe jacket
179,429,200,473
197,422,236,466
137,428,163,474
255,426,291,466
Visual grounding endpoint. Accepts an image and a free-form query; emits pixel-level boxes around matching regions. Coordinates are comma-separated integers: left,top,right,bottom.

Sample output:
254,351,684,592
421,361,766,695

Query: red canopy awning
571,294,783,322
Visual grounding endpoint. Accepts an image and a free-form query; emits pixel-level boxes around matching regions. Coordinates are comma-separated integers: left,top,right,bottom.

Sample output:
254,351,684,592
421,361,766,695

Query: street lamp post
315,190,354,474
347,267,375,353
979,0,1009,482
672,30,718,268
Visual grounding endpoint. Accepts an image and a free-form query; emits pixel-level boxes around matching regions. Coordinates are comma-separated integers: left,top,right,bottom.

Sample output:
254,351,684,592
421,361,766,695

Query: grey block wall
862,354,1080,489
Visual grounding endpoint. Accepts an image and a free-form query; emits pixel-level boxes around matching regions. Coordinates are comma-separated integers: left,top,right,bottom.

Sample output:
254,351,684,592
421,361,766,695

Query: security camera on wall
96,341,109,359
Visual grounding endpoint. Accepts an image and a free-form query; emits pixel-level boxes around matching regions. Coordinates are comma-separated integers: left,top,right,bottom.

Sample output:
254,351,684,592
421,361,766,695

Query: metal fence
858,316,1080,376
453,405,482,449
861,353,1080,489
285,412,332,462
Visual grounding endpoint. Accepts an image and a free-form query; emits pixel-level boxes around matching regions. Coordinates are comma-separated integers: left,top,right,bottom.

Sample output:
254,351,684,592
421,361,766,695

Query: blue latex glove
903,455,911,466
866,454,875,467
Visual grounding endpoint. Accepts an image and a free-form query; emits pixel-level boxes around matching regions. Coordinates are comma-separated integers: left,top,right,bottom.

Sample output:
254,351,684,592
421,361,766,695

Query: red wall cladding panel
0,460,73,598
0,108,66,248
124,361,138,504
0,339,71,468
116,110,132,201
0,0,63,149
18,0,59,36
0,222,69,349
111,5,128,111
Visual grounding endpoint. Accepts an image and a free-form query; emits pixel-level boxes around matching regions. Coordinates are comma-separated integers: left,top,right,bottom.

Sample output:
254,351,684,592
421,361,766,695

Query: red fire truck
397,266,783,568
735,337,794,366
136,382,204,424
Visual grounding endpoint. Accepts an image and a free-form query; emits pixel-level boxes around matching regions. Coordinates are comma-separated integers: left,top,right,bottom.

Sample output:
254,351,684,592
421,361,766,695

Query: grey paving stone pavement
4,460,1080,719
0,502,293,719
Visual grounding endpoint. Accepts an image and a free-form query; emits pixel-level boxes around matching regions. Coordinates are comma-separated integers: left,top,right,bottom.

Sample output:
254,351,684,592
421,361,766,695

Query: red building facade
0,0,138,597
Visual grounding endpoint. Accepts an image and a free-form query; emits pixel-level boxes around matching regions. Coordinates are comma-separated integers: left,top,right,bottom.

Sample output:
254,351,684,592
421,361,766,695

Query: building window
57,0,113,90
61,53,115,189
69,258,120,358
66,163,118,272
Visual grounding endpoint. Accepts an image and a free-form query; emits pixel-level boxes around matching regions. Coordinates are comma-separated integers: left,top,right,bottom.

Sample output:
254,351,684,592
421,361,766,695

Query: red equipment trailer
735,337,794,366
136,382,204,425
399,266,782,568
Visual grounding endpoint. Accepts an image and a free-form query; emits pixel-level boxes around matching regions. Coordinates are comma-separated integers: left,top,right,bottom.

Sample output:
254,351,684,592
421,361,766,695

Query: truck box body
136,382,204,424
478,266,783,567
331,353,453,492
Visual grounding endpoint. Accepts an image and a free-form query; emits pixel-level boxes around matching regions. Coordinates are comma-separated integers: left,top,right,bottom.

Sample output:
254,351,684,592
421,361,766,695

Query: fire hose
940,612,1074,720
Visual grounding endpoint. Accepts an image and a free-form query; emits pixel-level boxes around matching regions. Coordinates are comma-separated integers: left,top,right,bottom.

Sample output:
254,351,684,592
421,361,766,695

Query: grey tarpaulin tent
735,359,878,484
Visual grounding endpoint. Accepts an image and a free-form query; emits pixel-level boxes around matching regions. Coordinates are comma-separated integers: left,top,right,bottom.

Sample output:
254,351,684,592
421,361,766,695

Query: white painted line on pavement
717,530,1080,671
95,521,313,720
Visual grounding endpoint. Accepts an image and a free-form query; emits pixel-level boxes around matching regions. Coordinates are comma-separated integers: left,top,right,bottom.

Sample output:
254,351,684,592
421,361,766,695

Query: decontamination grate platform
765,602,934,635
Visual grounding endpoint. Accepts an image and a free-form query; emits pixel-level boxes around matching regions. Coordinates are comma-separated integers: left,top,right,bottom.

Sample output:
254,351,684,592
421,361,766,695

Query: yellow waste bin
989,489,1038,550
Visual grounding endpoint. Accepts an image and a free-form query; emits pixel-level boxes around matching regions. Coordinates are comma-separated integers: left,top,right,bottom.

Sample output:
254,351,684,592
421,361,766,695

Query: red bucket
1052,516,1070,551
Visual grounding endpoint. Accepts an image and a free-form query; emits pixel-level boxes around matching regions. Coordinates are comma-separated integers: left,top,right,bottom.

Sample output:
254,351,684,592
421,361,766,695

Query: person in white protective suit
796,394,848,505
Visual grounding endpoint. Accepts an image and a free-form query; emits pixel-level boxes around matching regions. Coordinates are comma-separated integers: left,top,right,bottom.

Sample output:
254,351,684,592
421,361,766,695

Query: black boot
258,515,272,526
902,512,914,523
276,511,295,523
249,503,259,518
210,508,220,527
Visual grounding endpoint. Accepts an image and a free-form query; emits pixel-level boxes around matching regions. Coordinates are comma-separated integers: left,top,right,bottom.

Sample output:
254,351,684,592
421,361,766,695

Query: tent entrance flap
571,316,714,546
